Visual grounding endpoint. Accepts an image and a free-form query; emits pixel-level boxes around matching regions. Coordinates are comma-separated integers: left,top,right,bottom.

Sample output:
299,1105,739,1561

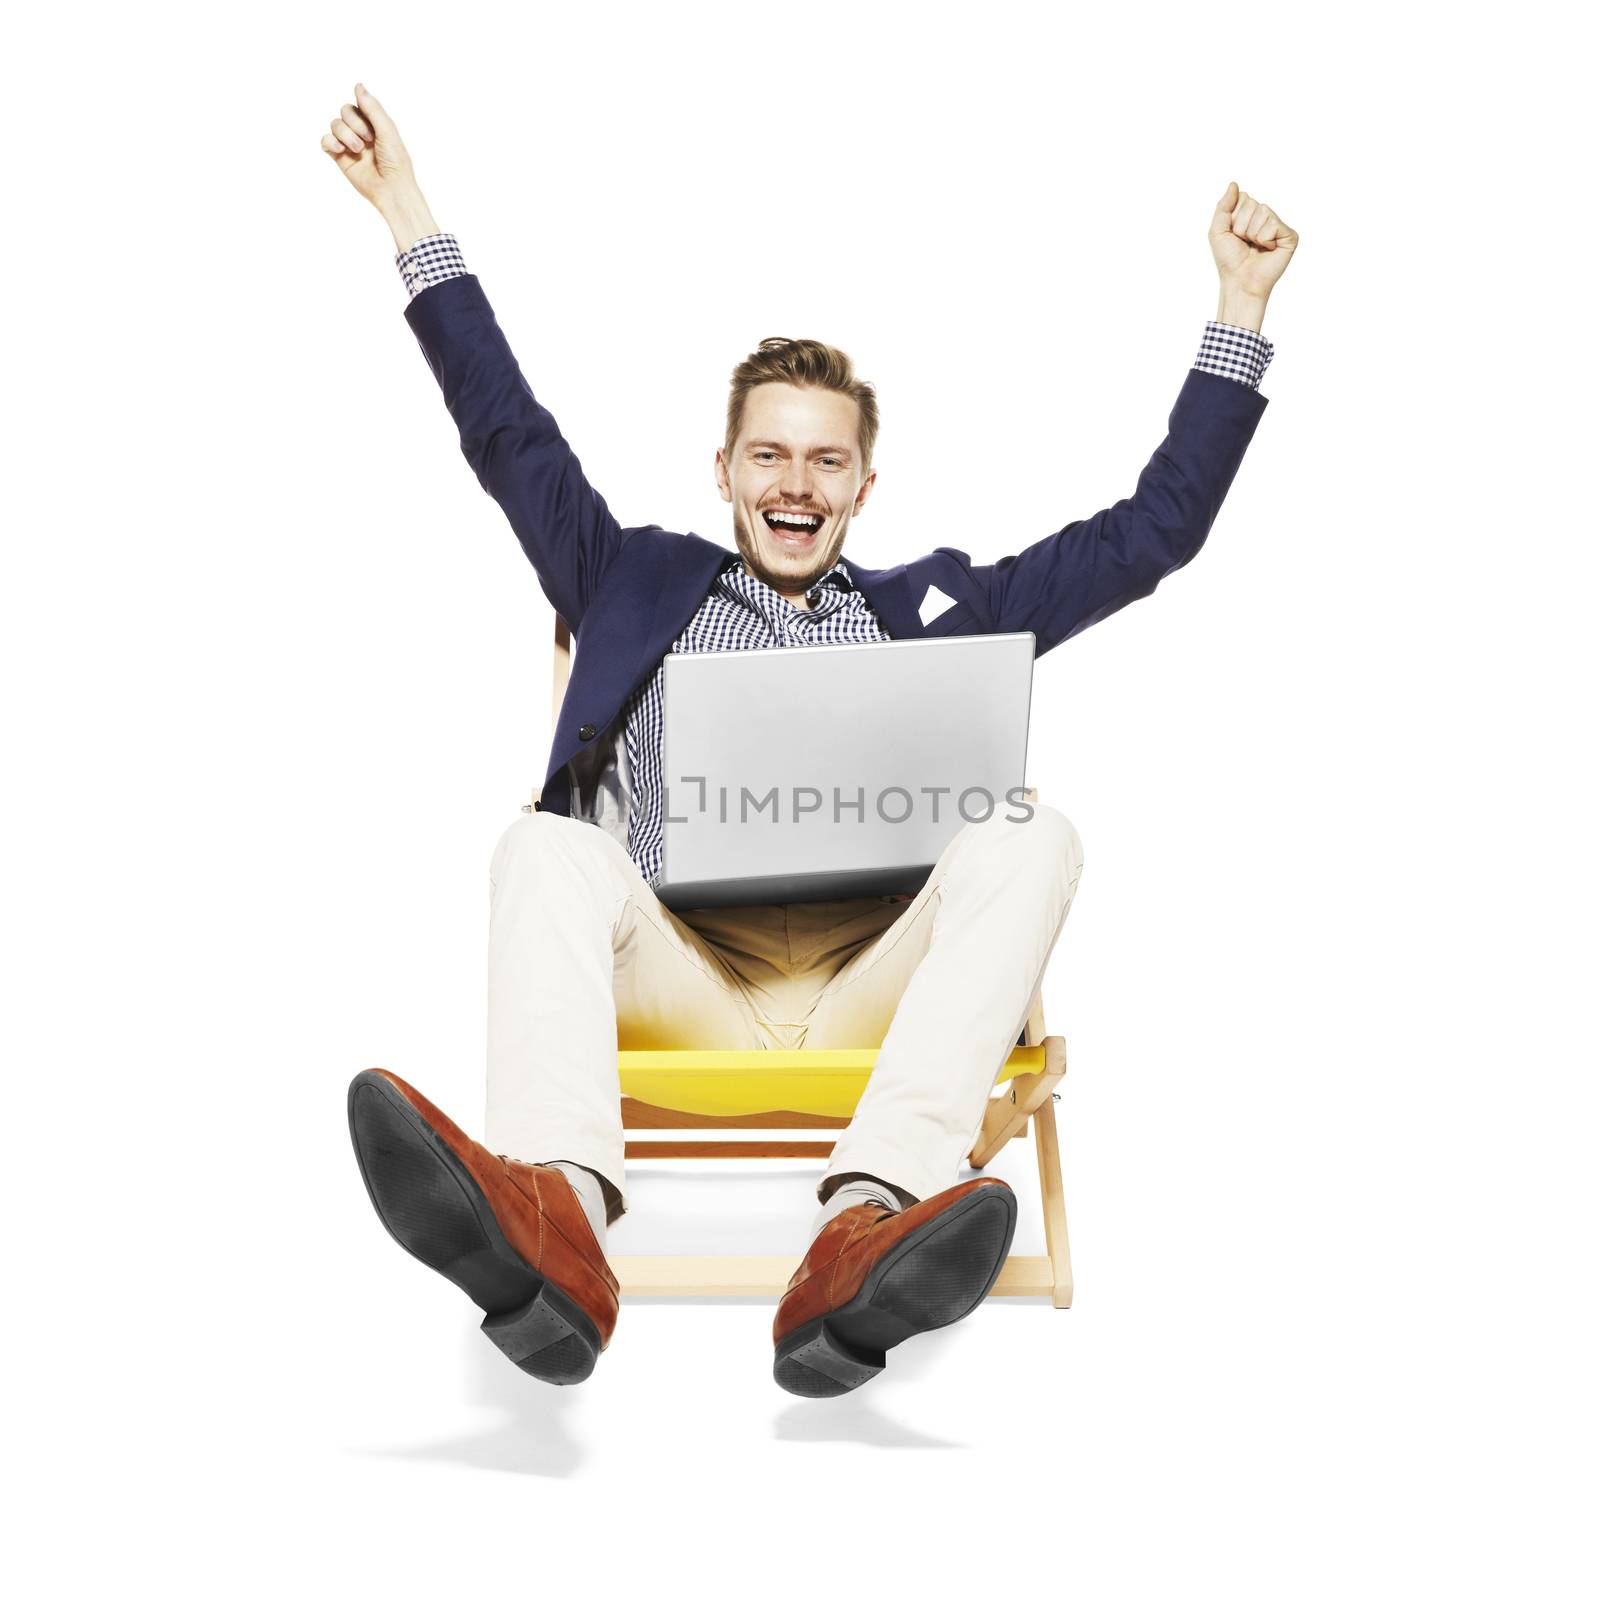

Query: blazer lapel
840,558,923,640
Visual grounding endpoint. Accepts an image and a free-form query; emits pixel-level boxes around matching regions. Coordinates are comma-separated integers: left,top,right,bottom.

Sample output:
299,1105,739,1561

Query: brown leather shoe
347,1068,619,1385
772,1176,1017,1397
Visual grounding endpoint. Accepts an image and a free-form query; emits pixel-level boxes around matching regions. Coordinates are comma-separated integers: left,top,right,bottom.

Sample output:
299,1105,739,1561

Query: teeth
768,512,821,529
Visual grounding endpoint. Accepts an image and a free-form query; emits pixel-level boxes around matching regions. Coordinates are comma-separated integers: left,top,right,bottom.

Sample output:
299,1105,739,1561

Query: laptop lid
657,632,1035,909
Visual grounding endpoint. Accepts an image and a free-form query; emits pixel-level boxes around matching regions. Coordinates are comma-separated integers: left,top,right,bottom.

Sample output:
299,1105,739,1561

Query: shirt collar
718,556,854,606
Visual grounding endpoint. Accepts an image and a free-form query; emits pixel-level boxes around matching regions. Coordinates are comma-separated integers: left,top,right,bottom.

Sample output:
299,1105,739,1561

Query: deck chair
525,617,1074,1307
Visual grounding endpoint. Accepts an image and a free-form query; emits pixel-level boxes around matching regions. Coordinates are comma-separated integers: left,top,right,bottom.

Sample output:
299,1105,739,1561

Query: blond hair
724,337,879,473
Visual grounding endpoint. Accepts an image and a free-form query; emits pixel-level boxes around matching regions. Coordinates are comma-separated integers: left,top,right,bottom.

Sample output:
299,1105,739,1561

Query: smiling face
715,383,877,606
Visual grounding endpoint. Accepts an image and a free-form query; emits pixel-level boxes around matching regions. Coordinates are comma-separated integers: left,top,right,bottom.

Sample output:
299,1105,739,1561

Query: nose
778,459,815,504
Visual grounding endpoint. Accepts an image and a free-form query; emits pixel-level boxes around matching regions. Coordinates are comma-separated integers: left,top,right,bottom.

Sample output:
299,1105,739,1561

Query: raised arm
321,85,625,629
976,183,1297,656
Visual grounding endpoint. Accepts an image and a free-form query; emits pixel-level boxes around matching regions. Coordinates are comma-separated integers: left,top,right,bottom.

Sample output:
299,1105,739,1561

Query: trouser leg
802,803,1085,1205
486,810,766,1222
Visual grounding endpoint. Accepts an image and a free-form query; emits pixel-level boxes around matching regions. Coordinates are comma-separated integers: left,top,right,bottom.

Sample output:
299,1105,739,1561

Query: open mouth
762,509,825,545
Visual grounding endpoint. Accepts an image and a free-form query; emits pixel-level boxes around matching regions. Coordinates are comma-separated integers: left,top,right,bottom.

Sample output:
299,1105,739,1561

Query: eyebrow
745,440,854,458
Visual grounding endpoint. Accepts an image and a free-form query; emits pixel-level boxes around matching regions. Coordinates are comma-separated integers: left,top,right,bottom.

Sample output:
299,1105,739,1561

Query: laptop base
655,862,934,912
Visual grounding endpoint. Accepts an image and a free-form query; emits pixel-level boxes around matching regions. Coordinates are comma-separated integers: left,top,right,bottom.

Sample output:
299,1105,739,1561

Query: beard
733,508,848,597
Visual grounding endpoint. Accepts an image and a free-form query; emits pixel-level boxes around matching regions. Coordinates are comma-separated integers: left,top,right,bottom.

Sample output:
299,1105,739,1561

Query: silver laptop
656,632,1035,909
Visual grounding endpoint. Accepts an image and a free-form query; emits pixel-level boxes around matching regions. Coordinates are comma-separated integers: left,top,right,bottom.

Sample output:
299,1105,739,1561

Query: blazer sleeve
403,274,625,629
970,368,1269,656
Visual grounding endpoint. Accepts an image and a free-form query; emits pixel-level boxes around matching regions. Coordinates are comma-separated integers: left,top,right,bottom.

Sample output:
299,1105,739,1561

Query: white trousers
485,804,1085,1223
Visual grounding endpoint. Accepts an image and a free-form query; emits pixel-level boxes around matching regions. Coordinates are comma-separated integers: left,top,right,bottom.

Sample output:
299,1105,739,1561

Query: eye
754,450,778,462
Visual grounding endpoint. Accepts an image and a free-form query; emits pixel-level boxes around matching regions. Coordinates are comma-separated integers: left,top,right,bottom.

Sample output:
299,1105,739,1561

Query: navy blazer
404,275,1269,817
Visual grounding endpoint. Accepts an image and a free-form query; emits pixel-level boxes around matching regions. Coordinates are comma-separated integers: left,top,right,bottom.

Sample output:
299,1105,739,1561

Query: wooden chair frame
525,618,1073,1307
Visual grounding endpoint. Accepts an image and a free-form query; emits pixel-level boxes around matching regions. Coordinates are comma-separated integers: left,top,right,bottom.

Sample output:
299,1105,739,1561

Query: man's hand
1209,183,1297,331
320,84,439,251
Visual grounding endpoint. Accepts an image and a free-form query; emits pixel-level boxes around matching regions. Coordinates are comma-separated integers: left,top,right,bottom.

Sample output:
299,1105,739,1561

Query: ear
853,469,877,516
714,448,733,503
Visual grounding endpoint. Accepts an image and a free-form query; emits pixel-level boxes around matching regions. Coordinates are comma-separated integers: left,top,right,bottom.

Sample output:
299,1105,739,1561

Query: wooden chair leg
1033,1094,1073,1309
970,1037,1065,1168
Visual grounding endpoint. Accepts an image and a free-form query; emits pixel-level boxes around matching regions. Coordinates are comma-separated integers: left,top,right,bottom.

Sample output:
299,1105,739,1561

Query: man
323,85,1295,1397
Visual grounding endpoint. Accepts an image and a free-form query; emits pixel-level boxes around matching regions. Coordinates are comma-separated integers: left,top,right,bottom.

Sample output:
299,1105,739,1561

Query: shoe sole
773,1186,1018,1398
347,1071,603,1385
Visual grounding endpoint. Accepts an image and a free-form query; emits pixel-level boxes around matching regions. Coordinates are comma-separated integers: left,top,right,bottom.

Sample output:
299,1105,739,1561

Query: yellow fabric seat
617,1045,1046,1119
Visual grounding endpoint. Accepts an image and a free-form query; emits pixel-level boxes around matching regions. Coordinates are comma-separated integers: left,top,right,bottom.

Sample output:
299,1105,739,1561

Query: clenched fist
321,84,438,250
1210,183,1297,302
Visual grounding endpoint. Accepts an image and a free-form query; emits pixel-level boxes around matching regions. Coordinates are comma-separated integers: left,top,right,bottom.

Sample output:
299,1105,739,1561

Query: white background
5,2,1595,1593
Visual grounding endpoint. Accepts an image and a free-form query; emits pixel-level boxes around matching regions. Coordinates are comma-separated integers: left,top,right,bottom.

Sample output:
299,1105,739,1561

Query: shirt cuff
395,232,469,299
1193,321,1274,390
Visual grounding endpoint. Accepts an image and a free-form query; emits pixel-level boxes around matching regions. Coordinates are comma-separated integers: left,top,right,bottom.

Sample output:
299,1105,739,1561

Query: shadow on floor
351,1327,587,1478
771,1325,974,1448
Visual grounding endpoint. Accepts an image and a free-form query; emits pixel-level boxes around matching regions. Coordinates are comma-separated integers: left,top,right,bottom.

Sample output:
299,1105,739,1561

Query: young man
323,86,1295,1397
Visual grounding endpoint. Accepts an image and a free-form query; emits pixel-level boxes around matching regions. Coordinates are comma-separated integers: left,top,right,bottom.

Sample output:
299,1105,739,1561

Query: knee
1018,802,1084,874
962,799,1084,880
489,809,602,884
